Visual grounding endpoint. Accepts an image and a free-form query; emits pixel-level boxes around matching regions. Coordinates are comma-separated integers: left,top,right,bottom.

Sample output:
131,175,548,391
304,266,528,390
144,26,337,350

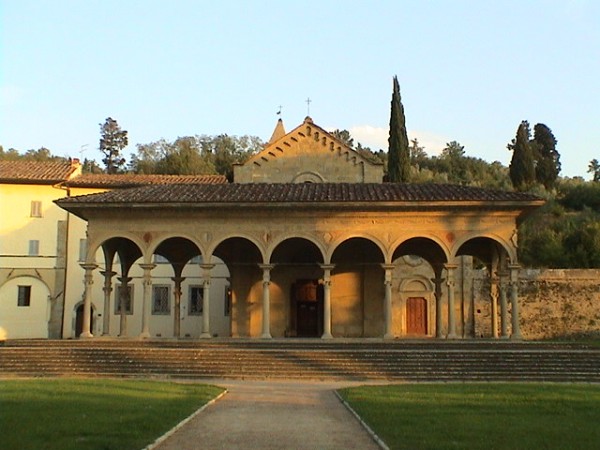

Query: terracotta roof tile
65,173,227,188
57,182,542,206
0,160,79,183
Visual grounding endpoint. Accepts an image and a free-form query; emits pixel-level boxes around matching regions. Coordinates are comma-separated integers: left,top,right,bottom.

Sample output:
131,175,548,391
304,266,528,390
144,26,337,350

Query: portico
58,117,543,340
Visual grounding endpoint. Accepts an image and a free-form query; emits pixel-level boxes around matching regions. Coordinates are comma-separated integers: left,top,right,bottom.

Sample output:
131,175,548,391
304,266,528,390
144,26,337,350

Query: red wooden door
406,297,427,335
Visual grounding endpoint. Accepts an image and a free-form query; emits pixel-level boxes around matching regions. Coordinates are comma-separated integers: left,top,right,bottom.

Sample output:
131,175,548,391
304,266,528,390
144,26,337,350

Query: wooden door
406,297,427,335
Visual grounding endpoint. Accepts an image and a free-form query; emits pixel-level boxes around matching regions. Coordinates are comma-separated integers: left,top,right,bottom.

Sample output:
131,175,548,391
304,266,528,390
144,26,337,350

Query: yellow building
56,118,544,340
0,160,225,339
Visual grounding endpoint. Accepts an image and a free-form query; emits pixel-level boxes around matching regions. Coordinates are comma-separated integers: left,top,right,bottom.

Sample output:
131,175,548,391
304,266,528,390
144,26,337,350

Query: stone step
1,340,598,382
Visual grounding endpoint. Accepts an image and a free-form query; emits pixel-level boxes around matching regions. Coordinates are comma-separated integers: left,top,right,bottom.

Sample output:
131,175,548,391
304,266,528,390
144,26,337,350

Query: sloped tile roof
57,182,542,206
65,173,227,188
0,160,79,183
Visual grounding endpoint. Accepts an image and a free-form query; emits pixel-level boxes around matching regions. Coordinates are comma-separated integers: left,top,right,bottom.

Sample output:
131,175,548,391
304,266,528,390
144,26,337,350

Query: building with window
0,160,226,338
56,117,544,340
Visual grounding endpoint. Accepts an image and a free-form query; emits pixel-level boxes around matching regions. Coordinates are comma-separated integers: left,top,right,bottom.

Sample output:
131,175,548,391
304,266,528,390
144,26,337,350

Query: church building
56,117,543,340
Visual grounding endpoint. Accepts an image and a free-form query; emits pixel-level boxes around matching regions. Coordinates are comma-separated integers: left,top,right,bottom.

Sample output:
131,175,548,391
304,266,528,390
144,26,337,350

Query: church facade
56,117,543,340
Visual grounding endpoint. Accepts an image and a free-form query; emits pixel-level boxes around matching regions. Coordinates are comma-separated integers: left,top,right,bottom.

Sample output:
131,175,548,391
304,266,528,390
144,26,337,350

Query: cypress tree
508,121,536,191
388,76,410,182
532,123,560,189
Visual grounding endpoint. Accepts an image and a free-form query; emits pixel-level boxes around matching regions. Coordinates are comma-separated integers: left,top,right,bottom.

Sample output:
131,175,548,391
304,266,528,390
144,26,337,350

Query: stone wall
474,268,600,340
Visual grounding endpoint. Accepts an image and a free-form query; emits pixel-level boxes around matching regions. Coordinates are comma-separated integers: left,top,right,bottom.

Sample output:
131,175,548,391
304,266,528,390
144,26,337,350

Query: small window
114,284,134,315
28,240,39,256
152,285,170,315
18,285,31,307
30,201,42,218
189,286,203,315
78,239,87,262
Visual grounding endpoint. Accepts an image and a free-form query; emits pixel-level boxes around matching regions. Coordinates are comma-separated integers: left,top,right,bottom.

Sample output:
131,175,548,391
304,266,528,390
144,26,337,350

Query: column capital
444,263,459,271
200,263,215,271
100,270,117,278
139,263,157,271
171,276,186,283
259,263,275,271
117,276,133,284
80,263,98,271
320,264,336,271
381,263,395,271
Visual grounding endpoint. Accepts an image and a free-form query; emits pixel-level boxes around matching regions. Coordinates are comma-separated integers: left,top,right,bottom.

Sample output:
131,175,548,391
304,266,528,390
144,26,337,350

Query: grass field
339,383,600,450
0,378,224,450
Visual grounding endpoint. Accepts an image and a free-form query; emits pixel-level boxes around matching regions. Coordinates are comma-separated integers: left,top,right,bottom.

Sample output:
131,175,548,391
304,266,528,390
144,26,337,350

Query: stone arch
209,234,266,264
212,236,264,338
149,233,205,262
392,236,449,267
269,237,325,338
268,235,326,264
327,234,386,263
88,233,145,264
454,235,513,339
454,234,514,266
330,237,386,338
292,171,325,183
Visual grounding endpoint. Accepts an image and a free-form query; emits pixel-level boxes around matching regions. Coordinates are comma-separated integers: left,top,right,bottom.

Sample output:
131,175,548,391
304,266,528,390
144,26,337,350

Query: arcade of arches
58,117,543,340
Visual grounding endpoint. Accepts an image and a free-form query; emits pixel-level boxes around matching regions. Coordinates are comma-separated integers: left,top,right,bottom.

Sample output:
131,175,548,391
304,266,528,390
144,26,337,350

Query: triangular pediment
234,117,383,183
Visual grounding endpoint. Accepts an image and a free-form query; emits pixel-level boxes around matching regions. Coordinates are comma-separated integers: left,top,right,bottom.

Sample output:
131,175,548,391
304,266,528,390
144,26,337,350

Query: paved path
154,380,382,450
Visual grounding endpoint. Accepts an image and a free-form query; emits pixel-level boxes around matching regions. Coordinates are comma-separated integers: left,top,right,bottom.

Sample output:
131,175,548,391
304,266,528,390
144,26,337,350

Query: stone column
79,263,98,338
259,264,274,339
171,276,185,338
490,275,499,338
432,267,445,338
139,263,156,339
320,264,335,339
381,264,395,339
445,264,458,339
100,270,116,335
200,263,215,339
498,272,509,339
118,276,133,337
509,264,522,340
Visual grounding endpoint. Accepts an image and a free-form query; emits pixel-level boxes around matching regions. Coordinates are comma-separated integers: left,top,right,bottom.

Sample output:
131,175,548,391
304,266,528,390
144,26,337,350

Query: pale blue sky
1,0,598,178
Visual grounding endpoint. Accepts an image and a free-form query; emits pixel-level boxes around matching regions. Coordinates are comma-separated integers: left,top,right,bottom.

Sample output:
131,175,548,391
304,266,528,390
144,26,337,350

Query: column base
510,333,523,341
79,332,93,339
200,332,212,339
261,333,272,339
139,331,151,339
446,333,459,339
321,332,333,340
500,334,510,340
383,333,394,340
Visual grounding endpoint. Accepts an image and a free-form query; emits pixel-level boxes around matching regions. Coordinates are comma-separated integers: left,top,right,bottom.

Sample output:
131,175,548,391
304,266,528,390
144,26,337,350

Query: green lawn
0,378,224,450
339,383,600,450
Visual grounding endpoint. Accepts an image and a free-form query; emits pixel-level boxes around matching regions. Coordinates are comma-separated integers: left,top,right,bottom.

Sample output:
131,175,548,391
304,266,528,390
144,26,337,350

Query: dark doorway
293,280,323,337
406,297,427,335
75,304,94,337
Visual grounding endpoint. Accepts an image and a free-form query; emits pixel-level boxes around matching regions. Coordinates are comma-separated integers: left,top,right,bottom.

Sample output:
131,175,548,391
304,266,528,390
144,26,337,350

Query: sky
1,0,599,178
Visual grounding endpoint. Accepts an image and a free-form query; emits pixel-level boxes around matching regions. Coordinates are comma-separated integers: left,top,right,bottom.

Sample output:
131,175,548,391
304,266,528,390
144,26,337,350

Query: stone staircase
1,339,599,382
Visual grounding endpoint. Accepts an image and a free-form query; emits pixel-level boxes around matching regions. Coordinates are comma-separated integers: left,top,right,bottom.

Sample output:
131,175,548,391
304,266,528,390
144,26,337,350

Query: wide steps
1,340,599,382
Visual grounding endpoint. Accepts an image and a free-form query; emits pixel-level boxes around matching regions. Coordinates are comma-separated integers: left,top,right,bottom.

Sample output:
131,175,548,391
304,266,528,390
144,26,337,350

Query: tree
508,121,536,191
387,76,410,182
331,129,354,148
588,159,600,182
532,123,560,189
99,117,128,174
